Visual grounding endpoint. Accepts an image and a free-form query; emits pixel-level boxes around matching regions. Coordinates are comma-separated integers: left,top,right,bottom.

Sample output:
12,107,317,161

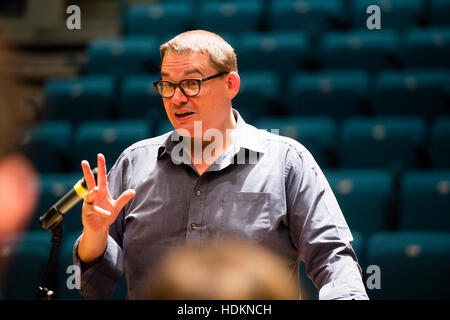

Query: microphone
39,168,98,231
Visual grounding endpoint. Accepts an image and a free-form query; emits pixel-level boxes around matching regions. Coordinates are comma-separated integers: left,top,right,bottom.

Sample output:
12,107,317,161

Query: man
74,30,368,300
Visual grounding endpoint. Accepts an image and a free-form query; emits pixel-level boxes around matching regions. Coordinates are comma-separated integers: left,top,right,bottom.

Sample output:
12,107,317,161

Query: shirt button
195,190,201,196
191,223,198,230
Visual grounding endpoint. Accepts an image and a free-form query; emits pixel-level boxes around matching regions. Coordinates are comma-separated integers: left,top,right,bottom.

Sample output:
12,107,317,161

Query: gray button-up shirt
73,110,368,300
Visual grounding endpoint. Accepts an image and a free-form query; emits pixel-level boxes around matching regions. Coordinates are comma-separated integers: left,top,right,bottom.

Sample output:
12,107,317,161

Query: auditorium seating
29,174,84,233
338,117,426,170
20,0,450,300
155,119,174,136
235,31,310,79
43,76,115,125
318,30,400,72
73,120,150,170
86,37,161,75
325,169,393,236
351,231,365,267
429,117,450,168
400,27,450,68
197,0,263,34
254,116,336,168
123,2,193,36
430,0,450,26
21,121,73,174
119,73,165,123
351,0,424,29
367,231,450,299
286,70,369,119
370,70,450,120
269,0,345,35
399,170,450,231
232,71,281,121
0,231,52,299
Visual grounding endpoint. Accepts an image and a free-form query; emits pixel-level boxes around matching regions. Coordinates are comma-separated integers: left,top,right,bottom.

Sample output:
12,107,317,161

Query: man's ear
226,72,240,100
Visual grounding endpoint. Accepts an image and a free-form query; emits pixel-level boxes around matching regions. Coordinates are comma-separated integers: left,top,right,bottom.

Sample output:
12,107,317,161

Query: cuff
72,235,124,299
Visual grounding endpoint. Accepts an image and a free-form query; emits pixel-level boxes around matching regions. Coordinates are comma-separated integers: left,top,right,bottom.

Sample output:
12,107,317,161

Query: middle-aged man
74,30,369,300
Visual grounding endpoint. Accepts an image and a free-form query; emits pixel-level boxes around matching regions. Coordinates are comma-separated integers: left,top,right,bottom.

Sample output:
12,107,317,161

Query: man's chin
173,120,204,139
174,127,202,140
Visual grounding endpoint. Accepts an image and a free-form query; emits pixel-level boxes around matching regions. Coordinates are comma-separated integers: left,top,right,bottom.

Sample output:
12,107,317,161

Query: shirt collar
157,108,264,160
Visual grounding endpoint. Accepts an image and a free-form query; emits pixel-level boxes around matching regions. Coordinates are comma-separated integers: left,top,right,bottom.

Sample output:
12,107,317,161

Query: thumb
114,189,136,214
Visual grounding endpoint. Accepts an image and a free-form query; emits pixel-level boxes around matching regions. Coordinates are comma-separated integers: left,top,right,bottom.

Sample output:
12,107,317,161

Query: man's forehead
161,51,212,77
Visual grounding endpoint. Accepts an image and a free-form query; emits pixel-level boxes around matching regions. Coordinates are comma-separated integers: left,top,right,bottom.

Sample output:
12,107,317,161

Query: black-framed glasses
153,72,228,98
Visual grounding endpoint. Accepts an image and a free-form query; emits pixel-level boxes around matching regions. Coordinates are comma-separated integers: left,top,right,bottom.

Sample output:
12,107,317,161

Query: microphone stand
36,207,64,300
35,168,97,300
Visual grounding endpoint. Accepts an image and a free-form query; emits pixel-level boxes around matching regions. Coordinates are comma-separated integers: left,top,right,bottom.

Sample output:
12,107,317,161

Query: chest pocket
220,192,272,242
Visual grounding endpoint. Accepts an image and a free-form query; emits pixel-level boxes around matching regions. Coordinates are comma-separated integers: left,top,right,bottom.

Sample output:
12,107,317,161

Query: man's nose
171,86,188,104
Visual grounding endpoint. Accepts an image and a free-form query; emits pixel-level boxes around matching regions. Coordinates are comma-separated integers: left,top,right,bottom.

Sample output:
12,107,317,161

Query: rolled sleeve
72,235,124,299
286,149,369,300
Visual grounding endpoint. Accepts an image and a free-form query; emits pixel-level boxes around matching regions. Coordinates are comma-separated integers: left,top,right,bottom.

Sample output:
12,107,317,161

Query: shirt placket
186,178,207,242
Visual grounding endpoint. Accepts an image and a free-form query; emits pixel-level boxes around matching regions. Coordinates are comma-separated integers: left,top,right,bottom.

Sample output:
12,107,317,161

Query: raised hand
78,153,135,264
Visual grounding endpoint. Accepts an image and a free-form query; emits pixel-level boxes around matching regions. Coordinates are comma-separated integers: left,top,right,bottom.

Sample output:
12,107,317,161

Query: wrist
78,228,109,264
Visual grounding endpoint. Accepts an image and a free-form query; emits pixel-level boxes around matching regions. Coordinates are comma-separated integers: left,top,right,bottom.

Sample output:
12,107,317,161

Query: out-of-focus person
0,34,38,241
143,237,300,300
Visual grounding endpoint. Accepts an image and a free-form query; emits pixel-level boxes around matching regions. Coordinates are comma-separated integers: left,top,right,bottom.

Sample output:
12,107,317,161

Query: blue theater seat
20,121,73,174
367,231,450,299
352,231,366,268
429,117,450,168
370,70,450,119
196,0,263,34
286,70,369,119
400,170,450,231
352,0,423,29
154,119,174,136
236,32,310,79
338,116,426,170
86,37,160,75
430,0,450,26
0,231,52,299
318,30,400,72
232,71,280,122
254,116,336,168
43,76,114,125
73,120,150,171
29,173,84,233
325,169,393,236
400,27,450,68
124,2,193,36
269,0,345,35
120,74,164,124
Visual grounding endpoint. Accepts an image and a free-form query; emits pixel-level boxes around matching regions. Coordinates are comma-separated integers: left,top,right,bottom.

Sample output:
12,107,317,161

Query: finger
92,205,111,217
84,204,112,218
97,153,108,190
114,189,136,215
81,160,96,191
84,187,99,205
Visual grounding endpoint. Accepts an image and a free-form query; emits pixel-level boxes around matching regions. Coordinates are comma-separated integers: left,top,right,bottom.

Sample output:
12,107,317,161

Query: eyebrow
161,68,204,78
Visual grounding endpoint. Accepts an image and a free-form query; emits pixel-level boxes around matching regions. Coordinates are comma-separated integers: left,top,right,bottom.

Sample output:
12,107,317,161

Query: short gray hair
160,30,238,73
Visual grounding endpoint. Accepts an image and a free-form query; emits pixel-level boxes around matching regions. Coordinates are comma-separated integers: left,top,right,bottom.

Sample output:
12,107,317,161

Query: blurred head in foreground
0,34,38,237
145,238,300,300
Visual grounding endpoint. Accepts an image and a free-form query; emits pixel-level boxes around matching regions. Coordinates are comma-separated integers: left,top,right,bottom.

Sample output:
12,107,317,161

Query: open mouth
175,112,195,119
